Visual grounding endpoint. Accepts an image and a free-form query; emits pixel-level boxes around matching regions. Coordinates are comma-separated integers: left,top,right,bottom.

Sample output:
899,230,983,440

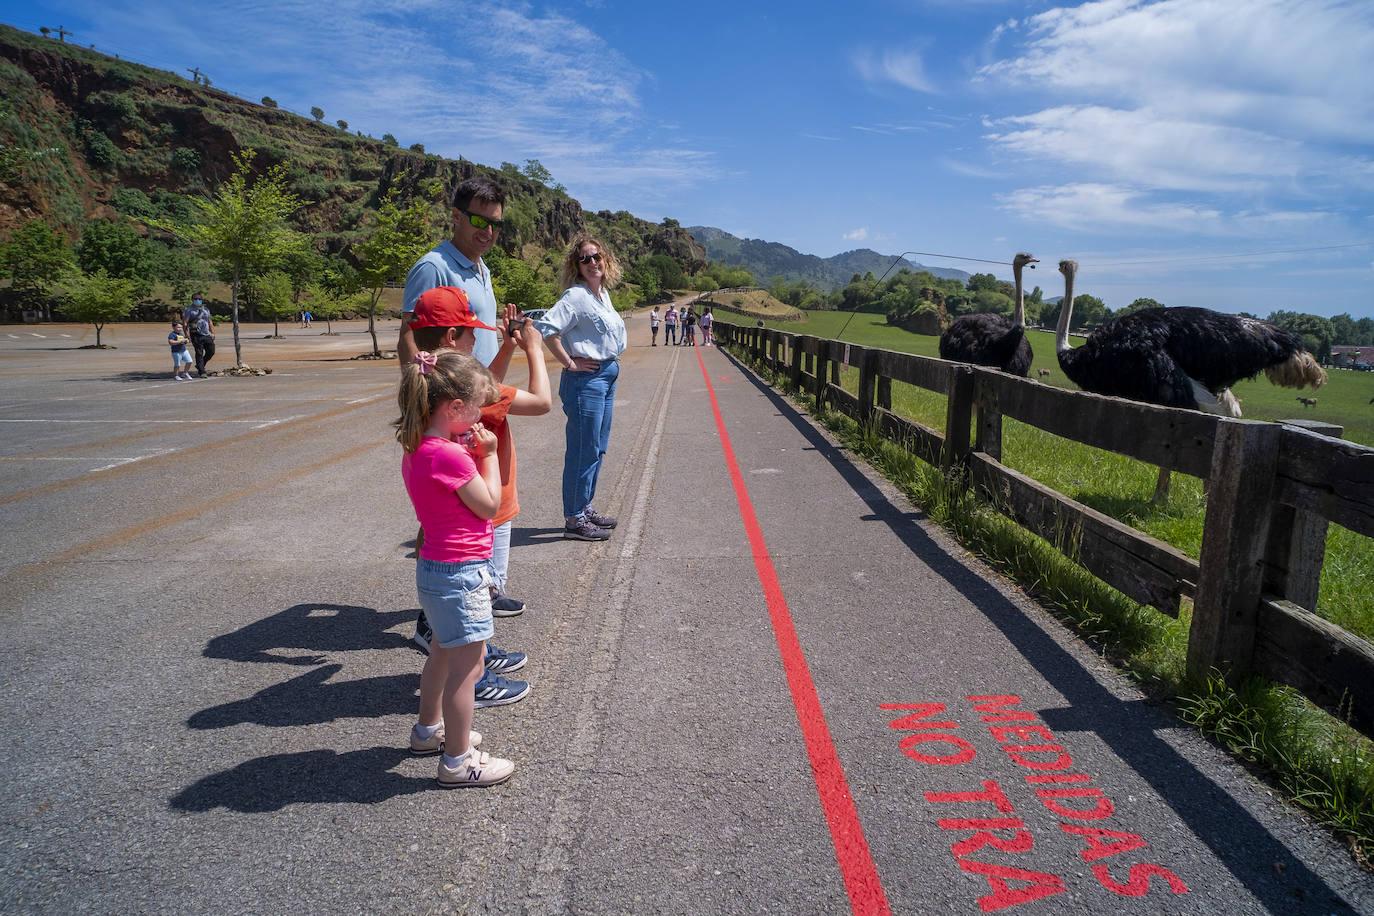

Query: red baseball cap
410,286,498,331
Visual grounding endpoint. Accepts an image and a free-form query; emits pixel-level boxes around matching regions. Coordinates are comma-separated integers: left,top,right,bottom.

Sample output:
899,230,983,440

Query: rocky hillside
0,23,704,270
686,225,969,292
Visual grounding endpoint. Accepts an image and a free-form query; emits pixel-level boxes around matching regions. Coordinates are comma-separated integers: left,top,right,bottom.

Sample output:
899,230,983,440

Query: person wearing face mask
181,293,216,377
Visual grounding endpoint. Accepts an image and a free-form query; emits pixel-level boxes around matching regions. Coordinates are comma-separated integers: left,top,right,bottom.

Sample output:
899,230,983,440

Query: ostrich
1054,258,1326,501
939,252,1038,376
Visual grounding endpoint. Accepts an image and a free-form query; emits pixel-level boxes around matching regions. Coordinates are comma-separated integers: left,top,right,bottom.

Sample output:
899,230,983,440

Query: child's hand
469,423,498,459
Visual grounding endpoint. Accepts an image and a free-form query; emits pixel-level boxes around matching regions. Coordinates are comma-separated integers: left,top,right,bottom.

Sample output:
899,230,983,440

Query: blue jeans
559,360,619,519
665,324,678,344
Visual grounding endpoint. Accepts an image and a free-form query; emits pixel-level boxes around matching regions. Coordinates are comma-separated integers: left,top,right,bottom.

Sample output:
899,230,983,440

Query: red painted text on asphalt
883,695,1189,912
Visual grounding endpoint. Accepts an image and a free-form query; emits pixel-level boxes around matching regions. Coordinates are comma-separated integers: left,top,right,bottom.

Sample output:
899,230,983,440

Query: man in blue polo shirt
397,176,532,707
398,176,505,368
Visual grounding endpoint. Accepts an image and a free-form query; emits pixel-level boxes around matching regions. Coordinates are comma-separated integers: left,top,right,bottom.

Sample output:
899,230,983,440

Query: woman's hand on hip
569,357,601,372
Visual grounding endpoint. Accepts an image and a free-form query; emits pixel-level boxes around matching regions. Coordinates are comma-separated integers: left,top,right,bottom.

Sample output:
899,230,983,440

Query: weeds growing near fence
736,346,1374,864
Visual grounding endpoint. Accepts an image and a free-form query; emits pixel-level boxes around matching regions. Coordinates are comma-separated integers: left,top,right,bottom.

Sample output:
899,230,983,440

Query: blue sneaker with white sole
474,672,530,708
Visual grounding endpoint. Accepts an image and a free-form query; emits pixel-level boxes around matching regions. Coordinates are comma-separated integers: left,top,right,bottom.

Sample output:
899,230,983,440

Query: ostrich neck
1055,273,1075,354
1012,263,1025,327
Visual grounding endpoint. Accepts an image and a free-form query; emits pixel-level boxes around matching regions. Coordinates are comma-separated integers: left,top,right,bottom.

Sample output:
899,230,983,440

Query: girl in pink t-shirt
396,349,514,788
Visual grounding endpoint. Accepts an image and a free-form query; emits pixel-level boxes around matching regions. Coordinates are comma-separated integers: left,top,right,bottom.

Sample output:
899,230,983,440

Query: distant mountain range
686,226,970,292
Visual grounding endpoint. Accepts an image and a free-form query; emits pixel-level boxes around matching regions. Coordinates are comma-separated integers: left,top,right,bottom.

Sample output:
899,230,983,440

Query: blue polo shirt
402,240,499,368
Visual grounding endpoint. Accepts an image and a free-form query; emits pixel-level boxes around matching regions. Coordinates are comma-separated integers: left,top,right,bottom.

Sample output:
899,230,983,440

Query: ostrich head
1055,259,1078,353
1012,252,1038,327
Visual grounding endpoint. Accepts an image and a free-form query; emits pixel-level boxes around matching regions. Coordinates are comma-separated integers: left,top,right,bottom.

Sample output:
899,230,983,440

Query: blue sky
5,0,1373,319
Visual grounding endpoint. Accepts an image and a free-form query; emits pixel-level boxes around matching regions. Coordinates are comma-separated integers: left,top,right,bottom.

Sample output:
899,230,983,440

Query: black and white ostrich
939,252,1039,376
1054,258,1326,501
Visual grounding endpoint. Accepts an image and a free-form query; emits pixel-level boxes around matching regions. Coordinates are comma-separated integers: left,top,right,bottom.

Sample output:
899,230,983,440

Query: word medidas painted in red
883,695,1188,912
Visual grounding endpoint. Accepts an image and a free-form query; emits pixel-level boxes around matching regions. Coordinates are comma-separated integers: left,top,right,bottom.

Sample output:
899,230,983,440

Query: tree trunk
231,262,243,366
367,291,382,356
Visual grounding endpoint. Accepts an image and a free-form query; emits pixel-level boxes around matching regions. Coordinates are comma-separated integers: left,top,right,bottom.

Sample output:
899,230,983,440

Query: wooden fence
716,320,1374,738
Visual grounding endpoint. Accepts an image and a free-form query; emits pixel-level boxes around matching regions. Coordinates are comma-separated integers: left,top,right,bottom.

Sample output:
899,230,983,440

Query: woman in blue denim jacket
538,235,628,541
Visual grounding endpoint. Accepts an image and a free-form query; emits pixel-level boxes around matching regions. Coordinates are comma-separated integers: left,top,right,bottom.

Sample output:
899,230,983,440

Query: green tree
77,219,156,298
1119,297,1165,316
279,245,324,304
62,272,137,346
336,119,348,131
382,133,398,147
159,148,305,366
409,142,425,154
261,97,278,108
310,106,324,121
1267,310,1335,362
0,220,76,307
490,251,553,312
624,261,661,305
522,159,552,184
1329,313,1357,346
966,272,1000,293
318,258,363,334
243,270,296,336
353,186,437,355
154,243,208,305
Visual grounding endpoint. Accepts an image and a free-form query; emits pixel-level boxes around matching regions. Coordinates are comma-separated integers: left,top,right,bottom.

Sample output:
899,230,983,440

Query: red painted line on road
694,347,891,915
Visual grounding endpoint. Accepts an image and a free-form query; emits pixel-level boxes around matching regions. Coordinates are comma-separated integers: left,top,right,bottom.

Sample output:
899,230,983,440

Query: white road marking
91,448,180,472
29,333,46,338
251,415,302,430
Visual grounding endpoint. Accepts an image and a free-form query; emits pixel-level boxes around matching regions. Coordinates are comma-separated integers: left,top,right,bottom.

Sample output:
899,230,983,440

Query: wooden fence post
1187,419,1282,681
1264,419,1342,610
942,366,975,474
857,348,876,425
814,341,830,407
974,372,1003,464
877,376,892,411
790,335,804,392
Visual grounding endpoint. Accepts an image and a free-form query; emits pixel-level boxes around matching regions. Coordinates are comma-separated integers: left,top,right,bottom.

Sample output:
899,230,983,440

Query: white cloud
978,1,1374,237
997,183,1223,231
982,0,1374,142
853,45,936,93
843,227,870,241
985,105,1302,192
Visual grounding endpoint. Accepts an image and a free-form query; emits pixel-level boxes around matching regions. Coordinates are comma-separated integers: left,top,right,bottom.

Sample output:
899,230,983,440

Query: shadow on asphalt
188,664,418,730
170,747,430,812
719,348,1351,914
512,525,578,546
204,602,416,665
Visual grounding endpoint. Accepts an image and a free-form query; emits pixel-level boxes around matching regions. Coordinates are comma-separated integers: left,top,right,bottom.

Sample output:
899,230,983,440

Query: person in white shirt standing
537,235,627,541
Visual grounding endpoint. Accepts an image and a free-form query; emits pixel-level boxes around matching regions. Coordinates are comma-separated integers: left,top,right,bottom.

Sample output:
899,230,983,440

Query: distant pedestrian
301,310,312,328
168,321,193,380
538,235,627,542
396,347,515,788
181,293,215,377
649,306,660,346
682,305,697,346
700,308,714,347
664,305,679,345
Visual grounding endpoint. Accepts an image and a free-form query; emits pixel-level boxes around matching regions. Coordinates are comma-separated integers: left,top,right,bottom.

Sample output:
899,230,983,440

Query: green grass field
748,310,1374,642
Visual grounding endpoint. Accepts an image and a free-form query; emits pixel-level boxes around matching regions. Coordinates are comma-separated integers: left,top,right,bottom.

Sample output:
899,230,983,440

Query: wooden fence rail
715,320,1374,737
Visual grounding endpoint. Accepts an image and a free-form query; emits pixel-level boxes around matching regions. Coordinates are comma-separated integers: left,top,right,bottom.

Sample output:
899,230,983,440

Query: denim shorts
416,558,494,648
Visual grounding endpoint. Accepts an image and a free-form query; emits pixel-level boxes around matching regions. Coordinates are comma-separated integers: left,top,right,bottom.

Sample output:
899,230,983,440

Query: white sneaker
409,723,481,756
437,750,514,788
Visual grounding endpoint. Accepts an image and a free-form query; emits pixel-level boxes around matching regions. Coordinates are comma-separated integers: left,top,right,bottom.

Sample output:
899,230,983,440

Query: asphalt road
1,318,1370,914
